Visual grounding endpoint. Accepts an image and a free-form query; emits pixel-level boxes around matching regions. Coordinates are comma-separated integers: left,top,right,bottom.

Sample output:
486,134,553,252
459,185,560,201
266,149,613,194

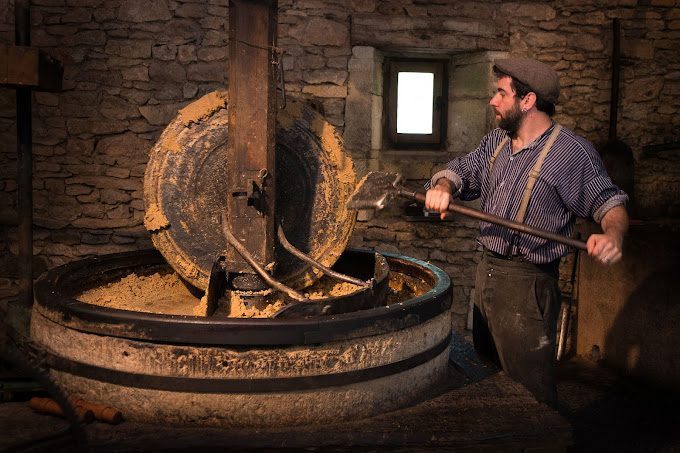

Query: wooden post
16,0,33,306
226,0,278,288
1,2,61,305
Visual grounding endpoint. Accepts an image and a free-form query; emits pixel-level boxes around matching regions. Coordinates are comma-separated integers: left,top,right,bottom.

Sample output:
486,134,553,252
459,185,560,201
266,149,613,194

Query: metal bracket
222,218,306,301
277,224,370,288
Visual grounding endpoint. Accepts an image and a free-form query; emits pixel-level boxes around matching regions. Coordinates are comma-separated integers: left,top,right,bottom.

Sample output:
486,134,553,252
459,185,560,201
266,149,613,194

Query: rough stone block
452,62,492,99
152,44,177,61
202,30,227,47
105,167,131,179
107,204,132,219
67,175,141,192
149,61,186,83
350,0,376,13
76,190,100,203
175,3,206,18
571,33,604,52
65,184,93,196
67,30,107,46
139,102,184,126
44,179,65,194
34,92,60,107
100,189,131,205
524,31,567,48
122,66,149,82
196,21,221,35
298,54,326,70
625,77,664,102
288,18,349,46
302,84,347,98
382,158,434,181
344,94,372,152
101,95,140,121
112,235,136,244
303,69,348,85
187,62,226,82
365,226,396,241
500,2,556,21
70,217,136,229
66,118,129,136
448,99,492,156
95,133,151,158
118,0,171,22
177,45,197,64
197,47,226,62
327,57,348,69
351,46,376,60
81,232,111,244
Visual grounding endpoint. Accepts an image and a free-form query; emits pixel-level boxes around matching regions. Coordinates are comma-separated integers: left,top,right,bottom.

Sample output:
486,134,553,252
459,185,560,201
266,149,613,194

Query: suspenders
489,124,563,254
488,136,510,172
514,124,562,223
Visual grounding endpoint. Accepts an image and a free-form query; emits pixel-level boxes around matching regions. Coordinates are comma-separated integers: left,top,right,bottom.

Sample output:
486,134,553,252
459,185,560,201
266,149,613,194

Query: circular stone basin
31,249,452,428
75,250,391,319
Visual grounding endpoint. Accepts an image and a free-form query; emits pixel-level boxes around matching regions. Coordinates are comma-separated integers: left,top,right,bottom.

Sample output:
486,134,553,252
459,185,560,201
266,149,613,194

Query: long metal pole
408,191,588,251
16,0,33,305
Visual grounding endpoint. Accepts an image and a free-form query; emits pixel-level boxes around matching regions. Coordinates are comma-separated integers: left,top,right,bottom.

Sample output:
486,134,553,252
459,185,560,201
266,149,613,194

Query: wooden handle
29,397,94,423
410,191,588,251
71,396,123,425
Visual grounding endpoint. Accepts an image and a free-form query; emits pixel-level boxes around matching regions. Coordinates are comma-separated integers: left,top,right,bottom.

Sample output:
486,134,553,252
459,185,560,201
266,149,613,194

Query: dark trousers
473,250,561,406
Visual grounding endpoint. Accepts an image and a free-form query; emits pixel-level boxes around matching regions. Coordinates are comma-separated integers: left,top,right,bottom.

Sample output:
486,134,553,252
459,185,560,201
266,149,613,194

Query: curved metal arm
277,225,370,288
222,220,307,302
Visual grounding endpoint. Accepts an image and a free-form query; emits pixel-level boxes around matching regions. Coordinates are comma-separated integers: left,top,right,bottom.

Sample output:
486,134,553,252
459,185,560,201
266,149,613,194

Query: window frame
384,58,447,149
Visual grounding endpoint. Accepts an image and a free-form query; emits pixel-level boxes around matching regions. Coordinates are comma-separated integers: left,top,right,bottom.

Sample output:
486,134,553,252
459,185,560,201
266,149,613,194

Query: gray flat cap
493,58,560,104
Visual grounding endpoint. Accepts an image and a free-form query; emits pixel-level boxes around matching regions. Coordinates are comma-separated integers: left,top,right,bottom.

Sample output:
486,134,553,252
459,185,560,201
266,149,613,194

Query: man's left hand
588,205,629,266
587,233,622,265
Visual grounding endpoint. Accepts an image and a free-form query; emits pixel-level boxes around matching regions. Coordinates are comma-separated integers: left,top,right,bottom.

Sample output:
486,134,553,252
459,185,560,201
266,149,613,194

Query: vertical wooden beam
16,0,33,305
226,0,278,284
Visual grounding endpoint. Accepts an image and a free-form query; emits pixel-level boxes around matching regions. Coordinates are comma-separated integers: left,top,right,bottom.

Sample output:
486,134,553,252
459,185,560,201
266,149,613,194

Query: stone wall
1,1,679,336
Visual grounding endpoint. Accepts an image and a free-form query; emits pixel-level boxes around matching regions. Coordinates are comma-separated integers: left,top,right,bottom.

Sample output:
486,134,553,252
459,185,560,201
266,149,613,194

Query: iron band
44,334,452,394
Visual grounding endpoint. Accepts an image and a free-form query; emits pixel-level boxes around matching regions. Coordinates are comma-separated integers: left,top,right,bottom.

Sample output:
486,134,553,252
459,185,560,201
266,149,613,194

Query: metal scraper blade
346,171,403,211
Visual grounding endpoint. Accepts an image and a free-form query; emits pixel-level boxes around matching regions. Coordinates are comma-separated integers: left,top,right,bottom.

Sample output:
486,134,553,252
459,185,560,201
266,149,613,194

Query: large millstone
31,249,453,427
144,91,356,291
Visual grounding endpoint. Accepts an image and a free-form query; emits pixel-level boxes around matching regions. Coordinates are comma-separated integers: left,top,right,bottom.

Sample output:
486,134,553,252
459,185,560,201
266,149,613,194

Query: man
425,58,629,405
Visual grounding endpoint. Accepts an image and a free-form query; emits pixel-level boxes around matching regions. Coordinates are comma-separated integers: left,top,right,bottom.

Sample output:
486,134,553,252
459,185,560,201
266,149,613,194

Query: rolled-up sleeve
558,141,629,223
427,169,463,197
425,130,505,200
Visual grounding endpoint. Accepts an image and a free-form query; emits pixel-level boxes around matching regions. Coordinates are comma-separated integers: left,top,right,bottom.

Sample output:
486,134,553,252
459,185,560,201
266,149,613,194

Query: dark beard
498,102,524,137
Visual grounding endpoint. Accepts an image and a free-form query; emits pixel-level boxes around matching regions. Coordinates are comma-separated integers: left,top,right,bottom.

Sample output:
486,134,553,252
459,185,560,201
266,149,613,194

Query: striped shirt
429,123,628,263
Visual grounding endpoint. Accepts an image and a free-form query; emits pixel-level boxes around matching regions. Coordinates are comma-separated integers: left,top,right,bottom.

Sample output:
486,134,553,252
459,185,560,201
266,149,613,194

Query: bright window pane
397,72,434,134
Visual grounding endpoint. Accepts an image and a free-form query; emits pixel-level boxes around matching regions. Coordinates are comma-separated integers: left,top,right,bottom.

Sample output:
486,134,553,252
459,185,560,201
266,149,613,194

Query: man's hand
587,205,628,265
587,233,623,265
425,179,455,220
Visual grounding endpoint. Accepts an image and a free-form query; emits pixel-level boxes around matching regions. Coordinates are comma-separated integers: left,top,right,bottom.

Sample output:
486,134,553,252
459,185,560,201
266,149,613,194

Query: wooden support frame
0,44,63,91
226,0,279,279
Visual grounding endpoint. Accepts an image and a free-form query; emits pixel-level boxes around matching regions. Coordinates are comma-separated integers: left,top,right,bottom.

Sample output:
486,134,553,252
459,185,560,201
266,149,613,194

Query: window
384,59,447,149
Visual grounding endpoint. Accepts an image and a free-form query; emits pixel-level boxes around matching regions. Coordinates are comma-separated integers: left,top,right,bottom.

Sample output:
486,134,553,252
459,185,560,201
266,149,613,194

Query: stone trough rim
33,249,452,347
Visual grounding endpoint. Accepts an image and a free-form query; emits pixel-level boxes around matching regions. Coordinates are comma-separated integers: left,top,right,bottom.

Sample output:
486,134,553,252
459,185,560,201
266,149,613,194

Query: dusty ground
1,335,679,452
555,357,680,452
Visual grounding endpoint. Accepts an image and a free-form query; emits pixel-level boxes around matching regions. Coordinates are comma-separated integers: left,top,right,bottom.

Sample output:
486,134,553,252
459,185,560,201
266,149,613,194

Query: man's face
489,75,524,135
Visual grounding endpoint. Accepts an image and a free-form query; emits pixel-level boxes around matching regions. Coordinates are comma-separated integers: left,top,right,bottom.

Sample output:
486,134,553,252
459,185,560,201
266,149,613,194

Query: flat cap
493,58,560,104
